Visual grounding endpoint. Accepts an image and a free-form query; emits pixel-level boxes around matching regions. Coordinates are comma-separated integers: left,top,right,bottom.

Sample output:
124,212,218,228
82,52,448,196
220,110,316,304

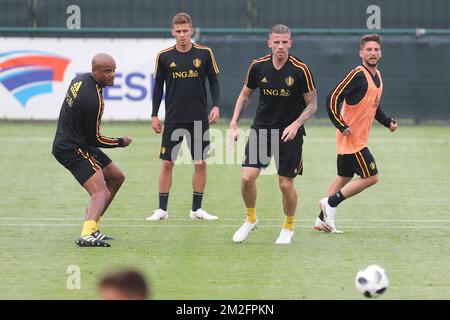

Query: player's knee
365,174,379,186
371,174,380,185
241,175,256,187
161,161,174,172
114,171,125,187
278,179,294,194
194,161,206,172
118,172,125,185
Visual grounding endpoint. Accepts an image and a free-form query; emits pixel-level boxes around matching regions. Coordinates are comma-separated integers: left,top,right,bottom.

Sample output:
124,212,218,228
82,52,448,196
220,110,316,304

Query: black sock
319,210,324,220
159,193,169,211
328,190,345,208
192,192,203,211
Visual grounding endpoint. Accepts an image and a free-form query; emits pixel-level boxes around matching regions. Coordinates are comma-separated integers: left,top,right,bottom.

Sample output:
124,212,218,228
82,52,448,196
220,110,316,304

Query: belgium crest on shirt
285,76,295,87
193,58,202,68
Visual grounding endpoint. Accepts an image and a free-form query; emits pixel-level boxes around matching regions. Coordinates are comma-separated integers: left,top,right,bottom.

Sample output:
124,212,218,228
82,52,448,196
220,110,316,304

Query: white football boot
275,228,294,244
189,208,219,220
232,220,258,243
146,208,168,221
318,198,343,233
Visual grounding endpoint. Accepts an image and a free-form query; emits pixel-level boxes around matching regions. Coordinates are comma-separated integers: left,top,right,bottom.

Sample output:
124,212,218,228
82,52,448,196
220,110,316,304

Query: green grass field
0,121,449,300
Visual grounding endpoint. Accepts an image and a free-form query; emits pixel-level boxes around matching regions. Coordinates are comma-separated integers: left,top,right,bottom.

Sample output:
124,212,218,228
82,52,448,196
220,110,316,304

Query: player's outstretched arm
121,136,133,147
83,97,129,148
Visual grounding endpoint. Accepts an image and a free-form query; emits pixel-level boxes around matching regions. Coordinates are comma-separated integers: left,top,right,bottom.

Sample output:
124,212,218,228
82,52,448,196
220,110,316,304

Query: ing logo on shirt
263,88,291,97
171,70,199,79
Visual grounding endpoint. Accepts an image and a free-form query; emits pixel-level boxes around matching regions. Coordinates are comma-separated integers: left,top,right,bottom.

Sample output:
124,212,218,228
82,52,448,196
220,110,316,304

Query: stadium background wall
3,0,450,29
1,0,449,120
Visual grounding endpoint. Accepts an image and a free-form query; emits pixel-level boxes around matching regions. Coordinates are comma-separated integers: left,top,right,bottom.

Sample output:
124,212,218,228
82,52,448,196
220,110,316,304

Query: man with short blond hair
230,24,317,244
171,12,192,26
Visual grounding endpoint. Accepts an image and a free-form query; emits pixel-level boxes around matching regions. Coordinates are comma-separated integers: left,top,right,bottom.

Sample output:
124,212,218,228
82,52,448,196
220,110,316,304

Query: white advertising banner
0,37,175,120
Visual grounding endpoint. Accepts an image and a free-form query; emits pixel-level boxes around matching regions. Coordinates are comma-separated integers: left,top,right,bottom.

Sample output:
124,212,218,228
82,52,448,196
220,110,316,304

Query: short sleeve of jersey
245,63,259,89
296,65,316,94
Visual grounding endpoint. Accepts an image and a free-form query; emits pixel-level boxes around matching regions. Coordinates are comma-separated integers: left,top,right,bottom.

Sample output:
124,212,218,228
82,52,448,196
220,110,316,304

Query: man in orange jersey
230,24,317,244
147,12,220,221
314,34,397,233
52,53,132,247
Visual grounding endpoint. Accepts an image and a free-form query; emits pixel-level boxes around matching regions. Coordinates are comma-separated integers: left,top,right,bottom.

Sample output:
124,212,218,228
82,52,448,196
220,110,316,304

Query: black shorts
242,126,304,178
337,147,378,178
53,147,112,186
160,121,210,161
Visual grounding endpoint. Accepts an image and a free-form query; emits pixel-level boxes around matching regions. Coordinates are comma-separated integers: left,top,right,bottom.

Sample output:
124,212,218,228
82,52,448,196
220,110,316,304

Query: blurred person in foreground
99,268,149,300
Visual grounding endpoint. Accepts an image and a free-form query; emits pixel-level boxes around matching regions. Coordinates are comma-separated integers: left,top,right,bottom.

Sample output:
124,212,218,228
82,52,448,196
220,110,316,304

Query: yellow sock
81,220,97,236
246,208,257,223
283,215,295,231
94,219,100,232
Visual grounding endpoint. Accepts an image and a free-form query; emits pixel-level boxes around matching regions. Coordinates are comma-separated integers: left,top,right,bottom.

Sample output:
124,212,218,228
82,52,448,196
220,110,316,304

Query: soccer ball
355,265,389,298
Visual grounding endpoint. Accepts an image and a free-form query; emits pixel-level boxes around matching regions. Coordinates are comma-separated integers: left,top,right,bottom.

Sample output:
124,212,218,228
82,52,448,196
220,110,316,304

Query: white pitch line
0,217,449,222
0,223,450,229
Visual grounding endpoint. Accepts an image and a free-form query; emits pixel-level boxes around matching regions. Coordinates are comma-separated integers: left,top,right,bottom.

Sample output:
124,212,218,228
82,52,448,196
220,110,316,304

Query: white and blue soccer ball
355,264,389,298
